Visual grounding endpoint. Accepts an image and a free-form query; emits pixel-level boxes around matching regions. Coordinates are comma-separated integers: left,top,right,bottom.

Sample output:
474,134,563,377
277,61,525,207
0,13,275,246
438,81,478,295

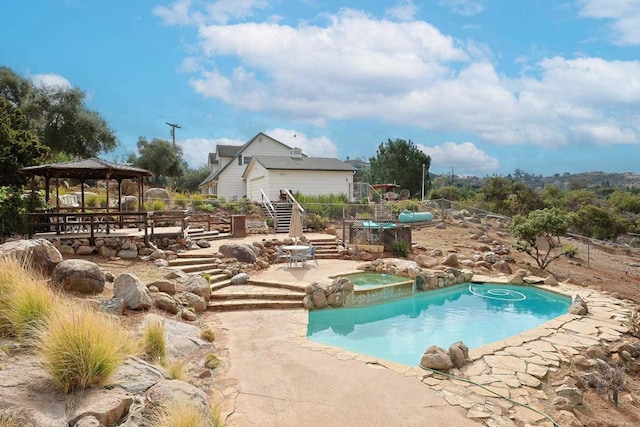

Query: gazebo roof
20,158,153,180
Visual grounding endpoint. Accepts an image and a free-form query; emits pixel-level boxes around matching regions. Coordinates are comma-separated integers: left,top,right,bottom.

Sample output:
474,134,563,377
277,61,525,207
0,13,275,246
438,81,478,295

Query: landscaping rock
420,345,454,371
51,259,105,294
219,243,257,263
569,294,589,315
0,238,63,275
147,280,177,295
181,292,207,312
184,275,211,302
153,292,180,314
449,341,469,368
230,272,250,285
113,273,152,310
100,298,125,316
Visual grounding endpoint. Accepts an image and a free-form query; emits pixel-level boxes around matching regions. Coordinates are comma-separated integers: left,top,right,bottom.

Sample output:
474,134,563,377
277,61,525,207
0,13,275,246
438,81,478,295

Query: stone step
169,257,220,266
175,252,219,259
211,293,305,301
208,299,303,311
210,279,232,291
205,273,231,283
175,263,223,274
246,280,307,293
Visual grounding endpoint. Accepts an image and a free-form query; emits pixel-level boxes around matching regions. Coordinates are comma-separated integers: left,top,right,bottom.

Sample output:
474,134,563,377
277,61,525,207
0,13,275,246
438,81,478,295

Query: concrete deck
204,233,633,426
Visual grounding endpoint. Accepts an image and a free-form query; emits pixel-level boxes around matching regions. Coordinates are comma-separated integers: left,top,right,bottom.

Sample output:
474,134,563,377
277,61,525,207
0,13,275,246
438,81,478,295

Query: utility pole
421,163,425,204
165,122,181,147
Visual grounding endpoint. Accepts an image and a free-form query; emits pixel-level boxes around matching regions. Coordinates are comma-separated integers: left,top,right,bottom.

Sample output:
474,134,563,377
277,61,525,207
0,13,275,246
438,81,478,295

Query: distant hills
439,170,640,191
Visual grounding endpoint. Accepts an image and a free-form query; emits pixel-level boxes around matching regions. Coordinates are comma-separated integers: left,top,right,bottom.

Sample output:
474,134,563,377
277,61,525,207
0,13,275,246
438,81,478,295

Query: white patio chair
275,246,291,267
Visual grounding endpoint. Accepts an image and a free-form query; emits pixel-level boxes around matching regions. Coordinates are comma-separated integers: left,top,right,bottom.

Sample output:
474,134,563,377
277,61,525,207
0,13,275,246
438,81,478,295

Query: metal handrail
283,188,305,213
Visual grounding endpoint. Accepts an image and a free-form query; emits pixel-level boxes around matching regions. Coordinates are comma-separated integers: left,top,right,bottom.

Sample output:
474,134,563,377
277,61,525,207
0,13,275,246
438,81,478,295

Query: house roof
19,158,153,180
252,155,355,171
216,144,242,158
199,132,294,188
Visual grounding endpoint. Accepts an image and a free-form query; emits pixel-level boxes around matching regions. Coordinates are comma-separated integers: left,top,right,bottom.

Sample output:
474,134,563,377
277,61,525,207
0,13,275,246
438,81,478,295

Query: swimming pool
307,283,571,366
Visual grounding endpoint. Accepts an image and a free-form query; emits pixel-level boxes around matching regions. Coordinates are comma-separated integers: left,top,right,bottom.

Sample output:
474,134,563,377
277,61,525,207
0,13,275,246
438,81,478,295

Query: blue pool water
307,283,571,366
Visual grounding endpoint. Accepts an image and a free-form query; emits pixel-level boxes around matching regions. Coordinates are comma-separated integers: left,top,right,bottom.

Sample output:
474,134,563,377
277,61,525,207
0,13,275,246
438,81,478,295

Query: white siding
268,170,352,199
217,136,291,200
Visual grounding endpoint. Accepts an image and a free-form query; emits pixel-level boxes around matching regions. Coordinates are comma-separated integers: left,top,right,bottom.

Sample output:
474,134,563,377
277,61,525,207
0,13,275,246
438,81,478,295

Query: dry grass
38,305,134,393
141,319,167,364
0,408,31,427
149,398,224,427
0,259,60,341
162,359,187,381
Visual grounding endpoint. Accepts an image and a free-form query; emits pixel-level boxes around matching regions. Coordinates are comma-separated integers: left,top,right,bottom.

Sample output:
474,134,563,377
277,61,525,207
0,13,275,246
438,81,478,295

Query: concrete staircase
166,236,343,311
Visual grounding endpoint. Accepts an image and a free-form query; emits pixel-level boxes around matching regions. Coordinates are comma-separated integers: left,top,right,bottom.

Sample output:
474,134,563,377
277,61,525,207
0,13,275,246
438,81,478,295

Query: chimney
290,147,303,159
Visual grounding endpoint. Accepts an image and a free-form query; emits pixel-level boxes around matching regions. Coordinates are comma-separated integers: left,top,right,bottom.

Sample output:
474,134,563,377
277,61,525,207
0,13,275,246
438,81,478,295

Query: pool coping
288,280,634,425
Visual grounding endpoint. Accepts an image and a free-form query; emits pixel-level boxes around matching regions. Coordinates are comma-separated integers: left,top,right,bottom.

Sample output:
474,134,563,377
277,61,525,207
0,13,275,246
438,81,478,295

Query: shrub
174,193,188,208
200,328,215,342
147,199,167,211
141,320,167,364
204,353,220,370
86,195,100,208
392,241,410,258
149,398,223,427
0,259,60,341
563,244,579,258
38,306,134,393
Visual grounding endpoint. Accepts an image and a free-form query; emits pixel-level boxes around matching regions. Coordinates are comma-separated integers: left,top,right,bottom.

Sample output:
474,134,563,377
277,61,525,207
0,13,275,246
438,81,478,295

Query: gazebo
20,158,153,241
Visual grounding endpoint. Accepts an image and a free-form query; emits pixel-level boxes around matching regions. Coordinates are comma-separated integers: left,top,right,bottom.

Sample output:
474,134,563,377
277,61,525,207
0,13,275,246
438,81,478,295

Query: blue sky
2,0,640,177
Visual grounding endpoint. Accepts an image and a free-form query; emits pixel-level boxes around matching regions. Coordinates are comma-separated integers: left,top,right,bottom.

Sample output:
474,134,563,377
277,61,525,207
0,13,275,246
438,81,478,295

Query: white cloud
153,0,195,26
578,0,640,45
31,73,72,89
418,141,500,175
178,7,640,151
386,0,419,22
179,137,243,167
265,129,338,157
437,0,485,17
154,0,269,26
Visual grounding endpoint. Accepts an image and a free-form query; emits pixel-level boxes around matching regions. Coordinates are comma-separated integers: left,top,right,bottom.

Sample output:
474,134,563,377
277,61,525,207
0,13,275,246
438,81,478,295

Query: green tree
174,164,210,193
510,208,575,269
0,66,117,158
429,185,461,201
0,97,49,186
541,184,564,209
572,205,627,240
563,189,598,212
129,137,183,185
368,138,430,197
478,177,543,216
609,190,640,214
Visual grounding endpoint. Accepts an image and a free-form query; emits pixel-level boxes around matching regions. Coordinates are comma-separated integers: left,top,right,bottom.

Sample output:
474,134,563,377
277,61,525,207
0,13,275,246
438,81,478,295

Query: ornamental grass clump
38,306,134,393
149,398,224,427
0,258,60,342
141,319,167,364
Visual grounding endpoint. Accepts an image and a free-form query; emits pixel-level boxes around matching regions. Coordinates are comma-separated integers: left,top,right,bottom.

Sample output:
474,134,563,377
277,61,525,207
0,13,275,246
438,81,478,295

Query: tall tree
368,138,430,197
129,137,183,185
0,97,49,186
0,66,118,159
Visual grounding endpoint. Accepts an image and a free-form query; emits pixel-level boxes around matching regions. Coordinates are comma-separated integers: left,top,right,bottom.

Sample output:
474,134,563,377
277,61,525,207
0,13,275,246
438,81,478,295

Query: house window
244,156,252,164
238,156,242,165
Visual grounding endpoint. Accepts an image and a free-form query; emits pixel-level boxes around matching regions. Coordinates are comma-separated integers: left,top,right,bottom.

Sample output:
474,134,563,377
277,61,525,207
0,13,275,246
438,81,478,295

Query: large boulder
184,275,211,302
0,239,63,275
51,259,105,294
219,243,257,264
144,188,171,202
113,273,153,310
420,345,454,371
153,292,180,314
180,292,207,312
569,294,589,315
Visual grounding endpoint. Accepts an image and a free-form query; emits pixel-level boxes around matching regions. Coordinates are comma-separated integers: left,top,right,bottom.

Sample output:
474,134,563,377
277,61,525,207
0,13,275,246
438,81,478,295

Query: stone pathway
288,283,633,426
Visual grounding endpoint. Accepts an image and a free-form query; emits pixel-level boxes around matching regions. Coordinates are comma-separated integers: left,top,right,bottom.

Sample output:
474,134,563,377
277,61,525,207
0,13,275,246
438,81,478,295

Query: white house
198,132,355,201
